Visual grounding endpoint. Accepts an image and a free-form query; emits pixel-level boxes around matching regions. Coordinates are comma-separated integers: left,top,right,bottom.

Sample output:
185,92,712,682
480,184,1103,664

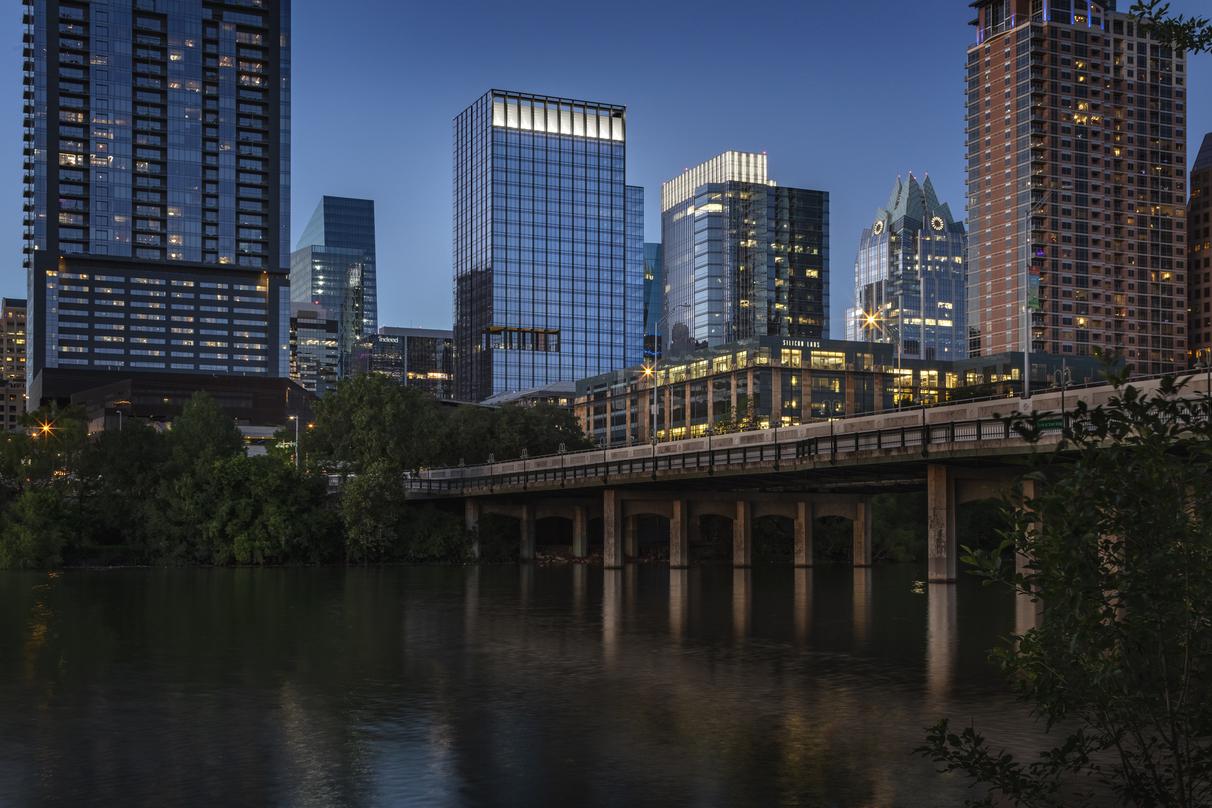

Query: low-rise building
574,336,1102,447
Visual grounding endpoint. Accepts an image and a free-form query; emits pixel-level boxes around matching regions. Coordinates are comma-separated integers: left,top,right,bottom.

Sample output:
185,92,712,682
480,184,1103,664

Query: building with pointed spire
845,174,967,364
1190,133,1212,363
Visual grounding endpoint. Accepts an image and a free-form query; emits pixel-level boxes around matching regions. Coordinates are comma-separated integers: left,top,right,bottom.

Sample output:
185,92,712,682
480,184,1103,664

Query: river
0,564,1046,807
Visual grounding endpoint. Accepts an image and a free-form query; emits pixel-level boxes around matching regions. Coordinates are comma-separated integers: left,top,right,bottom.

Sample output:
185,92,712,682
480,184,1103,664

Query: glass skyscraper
288,303,339,397
845,173,968,361
452,90,645,402
660,151,828,356
23,0,292,404
290,196,377,377
643,242,663,361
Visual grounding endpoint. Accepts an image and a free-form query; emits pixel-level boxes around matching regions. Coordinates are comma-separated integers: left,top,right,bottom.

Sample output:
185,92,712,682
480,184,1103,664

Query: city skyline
2,0,1211,337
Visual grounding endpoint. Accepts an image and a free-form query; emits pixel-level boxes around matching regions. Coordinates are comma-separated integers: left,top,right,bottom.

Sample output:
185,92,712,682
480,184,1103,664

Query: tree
166,392,243,473
1131,1,1212,53
920,375,1212,807
340,460,409,562
308,374,442,473
0,487,70,569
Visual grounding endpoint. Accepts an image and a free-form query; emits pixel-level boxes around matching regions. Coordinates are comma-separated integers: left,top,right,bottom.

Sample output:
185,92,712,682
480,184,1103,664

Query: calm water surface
0,564,1047,807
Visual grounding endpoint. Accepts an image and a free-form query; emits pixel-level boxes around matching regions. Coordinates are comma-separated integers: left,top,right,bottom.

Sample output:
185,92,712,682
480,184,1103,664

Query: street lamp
1053,357,1072,433
648,302,691,444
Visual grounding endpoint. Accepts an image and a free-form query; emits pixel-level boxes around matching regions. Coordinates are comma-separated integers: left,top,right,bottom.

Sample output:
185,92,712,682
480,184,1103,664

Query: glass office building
290,196,377,377
660,151,828,356
845,173,968,360
23,0,292,404
288,303,339,397
643,242,663,361
354,326,454,400
452,90,645,402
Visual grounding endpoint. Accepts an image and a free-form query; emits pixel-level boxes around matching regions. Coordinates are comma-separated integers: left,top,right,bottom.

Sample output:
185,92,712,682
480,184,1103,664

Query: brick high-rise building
1189,134,1212,362
966,1,1188,375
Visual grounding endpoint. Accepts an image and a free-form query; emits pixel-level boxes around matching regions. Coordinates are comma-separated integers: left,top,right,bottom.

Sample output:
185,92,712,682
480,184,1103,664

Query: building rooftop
1196,133,1212,172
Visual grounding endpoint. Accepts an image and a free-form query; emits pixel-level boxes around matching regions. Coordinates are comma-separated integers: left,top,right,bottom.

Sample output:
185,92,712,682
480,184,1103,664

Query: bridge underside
458,456,1035,583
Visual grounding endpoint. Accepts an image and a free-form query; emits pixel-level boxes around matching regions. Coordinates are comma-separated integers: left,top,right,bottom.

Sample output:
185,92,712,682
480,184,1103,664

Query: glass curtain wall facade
643,242,663,361
966,0,1188,374
354,327,454,400
288,303,338,397
845,173,968,361
291,196,377,334
23,0,292,403
1190,134,1212,362
660,151,828,356
290,197,377,379
452,90,644,402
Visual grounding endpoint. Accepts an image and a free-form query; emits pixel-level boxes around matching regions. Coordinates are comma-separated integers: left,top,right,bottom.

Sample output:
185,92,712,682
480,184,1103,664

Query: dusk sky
3,0,1210,332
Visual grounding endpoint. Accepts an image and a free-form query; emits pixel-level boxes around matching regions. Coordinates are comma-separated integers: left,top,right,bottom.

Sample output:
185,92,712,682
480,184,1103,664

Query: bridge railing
404,373,1206,497
402,414,1034,496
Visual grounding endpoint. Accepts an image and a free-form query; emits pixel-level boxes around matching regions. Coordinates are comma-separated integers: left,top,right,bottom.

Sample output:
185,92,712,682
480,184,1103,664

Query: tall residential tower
453,90,644,402
660,151,828,356
966,0,1188,374
846,173,967,361
23,0,292,404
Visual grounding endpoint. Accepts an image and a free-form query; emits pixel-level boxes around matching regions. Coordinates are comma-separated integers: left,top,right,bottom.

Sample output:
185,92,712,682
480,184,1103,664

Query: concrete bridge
408,374,1202,582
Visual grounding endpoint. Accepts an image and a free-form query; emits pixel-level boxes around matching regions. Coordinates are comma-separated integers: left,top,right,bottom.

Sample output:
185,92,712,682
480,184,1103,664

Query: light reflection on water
0,564,1048,807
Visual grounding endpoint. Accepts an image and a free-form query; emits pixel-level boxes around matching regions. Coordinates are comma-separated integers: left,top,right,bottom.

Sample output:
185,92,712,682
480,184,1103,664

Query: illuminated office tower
23,0,292,404
966,0,1187,374
660,151,828,355
845,173,967,361
453,90,645,402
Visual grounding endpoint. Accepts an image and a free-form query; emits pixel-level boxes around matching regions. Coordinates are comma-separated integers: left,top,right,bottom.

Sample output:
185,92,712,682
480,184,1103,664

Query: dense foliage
920,374,1212,807
0,376,594,569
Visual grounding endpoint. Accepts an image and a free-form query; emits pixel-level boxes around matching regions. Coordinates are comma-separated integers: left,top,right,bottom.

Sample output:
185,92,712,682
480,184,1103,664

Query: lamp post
1053,357,1072,432
645,302,691,444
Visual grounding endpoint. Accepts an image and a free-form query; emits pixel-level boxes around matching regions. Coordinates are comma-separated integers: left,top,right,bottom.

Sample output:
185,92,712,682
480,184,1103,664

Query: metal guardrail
400,415,1036,497
390,371,1209,498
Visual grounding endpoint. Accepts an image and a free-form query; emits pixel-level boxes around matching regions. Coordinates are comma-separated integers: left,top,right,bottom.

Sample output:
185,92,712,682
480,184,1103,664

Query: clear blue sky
2,0,1210,333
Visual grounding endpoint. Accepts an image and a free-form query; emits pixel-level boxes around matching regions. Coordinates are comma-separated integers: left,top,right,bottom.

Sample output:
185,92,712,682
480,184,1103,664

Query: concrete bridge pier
572,505,589,559
852,498,873,567
794,501,814,567
669,499,690,568
927,465,957,582
733,500,752,568
624,516,639,561
603,489,623,569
